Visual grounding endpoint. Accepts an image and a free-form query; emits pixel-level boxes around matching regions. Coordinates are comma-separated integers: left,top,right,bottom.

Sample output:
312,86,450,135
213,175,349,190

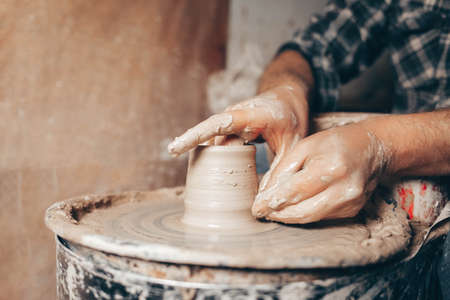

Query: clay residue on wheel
359,189,412,261
64,195,114,223
46,187,413,269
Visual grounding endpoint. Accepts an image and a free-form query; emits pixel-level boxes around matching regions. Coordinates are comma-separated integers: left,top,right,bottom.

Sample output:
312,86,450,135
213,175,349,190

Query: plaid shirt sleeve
280,0,450,113
389,0,450,112
279,0,393,112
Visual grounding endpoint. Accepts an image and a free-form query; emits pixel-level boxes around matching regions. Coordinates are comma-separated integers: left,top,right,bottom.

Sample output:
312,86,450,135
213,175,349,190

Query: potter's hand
167,84,309,157
252,123,390,224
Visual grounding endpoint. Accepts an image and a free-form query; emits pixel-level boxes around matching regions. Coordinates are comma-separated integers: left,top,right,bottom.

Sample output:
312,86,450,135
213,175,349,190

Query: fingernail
168,139,186,156
252,202,270,218
254,211,265,218
251,205,264,218
167,140,177,152
167,144,175,154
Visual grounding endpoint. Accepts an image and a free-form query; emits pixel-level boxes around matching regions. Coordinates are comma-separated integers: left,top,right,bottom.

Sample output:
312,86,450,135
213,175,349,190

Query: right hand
167,84,310,192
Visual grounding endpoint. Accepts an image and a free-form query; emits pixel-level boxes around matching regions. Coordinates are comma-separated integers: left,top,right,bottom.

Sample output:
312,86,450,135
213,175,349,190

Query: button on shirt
282,0,450,113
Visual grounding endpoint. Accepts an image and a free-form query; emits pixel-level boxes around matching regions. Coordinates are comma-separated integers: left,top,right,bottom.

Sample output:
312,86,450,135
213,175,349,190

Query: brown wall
0,1,228,298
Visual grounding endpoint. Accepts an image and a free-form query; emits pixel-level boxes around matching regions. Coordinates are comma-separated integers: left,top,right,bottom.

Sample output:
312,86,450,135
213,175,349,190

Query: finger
204,138,216,145
266,183,366,224
255,142,307,217
266,186,335,224
255,136,314,213
167,113,232,155
322,198,365,220
218,135,245,146
213,135,226,145
323,187,367,219
168,109,269,155
258,136,312,192
253,156,344,216
258,152,286,194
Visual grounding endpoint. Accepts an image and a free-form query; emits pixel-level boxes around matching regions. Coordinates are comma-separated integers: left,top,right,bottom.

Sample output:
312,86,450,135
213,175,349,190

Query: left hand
252,122,391,224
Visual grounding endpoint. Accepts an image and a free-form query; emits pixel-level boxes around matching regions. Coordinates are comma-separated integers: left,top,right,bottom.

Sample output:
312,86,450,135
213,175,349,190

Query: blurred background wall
0,1,227,298
228,0,327,68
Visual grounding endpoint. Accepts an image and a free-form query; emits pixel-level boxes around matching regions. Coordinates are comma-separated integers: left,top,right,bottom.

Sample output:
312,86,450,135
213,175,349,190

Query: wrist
272,85,310,137
258,50,314,100
361,111,450,176
256,49,315,138
359,117,396,177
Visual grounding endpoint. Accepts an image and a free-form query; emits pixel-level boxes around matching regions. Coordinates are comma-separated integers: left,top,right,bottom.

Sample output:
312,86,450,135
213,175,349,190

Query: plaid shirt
282,0,450,113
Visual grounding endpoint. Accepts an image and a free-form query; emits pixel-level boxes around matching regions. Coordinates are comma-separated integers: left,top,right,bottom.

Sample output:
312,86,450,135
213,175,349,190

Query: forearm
256,50,315,131
258,50,314,104
362,109,450,177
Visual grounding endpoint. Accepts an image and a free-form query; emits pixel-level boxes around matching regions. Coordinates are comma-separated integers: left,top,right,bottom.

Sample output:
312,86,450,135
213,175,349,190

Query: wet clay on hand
253,123,390,224
167,85,309,157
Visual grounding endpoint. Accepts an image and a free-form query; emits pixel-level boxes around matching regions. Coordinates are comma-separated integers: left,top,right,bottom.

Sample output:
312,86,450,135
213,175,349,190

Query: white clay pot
182,145,258,229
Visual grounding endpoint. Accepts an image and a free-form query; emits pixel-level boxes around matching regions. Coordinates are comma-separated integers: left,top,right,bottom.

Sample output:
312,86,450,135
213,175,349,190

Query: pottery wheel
46,186,412,269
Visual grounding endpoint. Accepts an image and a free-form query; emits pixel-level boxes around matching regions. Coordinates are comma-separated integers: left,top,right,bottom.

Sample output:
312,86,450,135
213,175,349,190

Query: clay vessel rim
195,144,255,153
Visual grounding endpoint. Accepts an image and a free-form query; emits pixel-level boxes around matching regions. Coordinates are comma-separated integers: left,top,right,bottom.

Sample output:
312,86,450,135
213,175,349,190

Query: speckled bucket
55,233,445,299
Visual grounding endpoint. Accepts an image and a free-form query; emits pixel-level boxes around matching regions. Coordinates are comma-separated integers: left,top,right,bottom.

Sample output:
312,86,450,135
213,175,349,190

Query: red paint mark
398,187,414,219
420,183,427,195
398,187,407,210
407,200,414,219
